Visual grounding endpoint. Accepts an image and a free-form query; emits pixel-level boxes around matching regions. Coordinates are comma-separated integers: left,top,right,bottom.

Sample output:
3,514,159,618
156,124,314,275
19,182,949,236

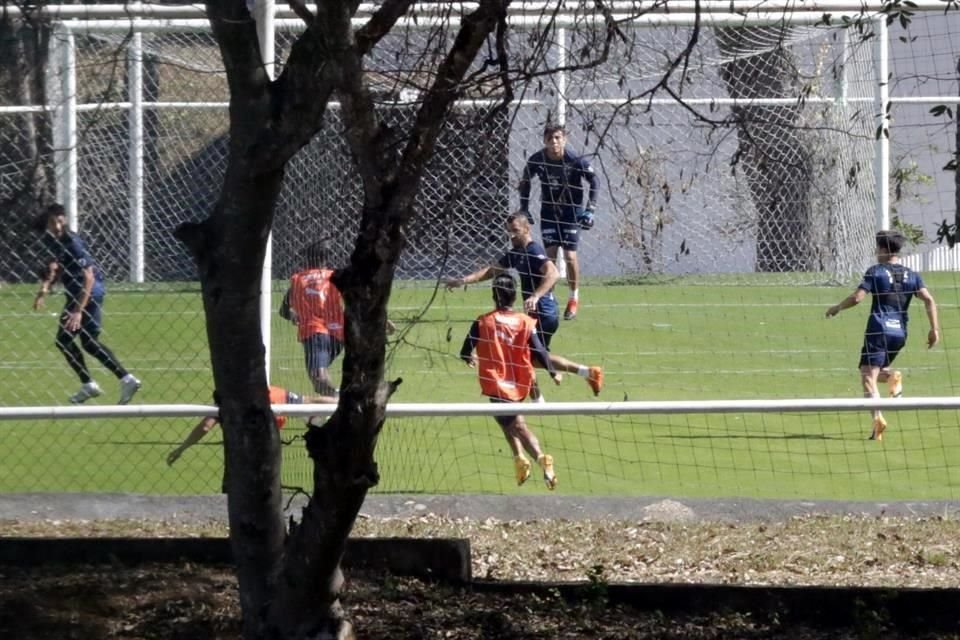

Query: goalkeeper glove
576,208,595,230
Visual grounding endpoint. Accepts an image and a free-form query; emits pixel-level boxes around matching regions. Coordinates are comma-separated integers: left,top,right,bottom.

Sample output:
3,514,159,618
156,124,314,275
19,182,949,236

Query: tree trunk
716,27,816,272
193,0,510,635
0,14,52,278
176,165,289,640
263,203,403,639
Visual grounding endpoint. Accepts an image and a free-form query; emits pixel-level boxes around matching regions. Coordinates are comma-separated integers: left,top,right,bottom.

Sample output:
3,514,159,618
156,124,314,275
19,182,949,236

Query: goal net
0,5,957,500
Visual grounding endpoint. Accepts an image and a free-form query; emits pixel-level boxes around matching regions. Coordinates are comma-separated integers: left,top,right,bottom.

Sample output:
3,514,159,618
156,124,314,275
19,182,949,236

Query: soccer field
1,274,959,500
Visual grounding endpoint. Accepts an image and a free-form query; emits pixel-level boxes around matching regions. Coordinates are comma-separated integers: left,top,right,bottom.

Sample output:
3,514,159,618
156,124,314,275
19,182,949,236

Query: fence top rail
54,10,884,33
8,1,958,20
1,398,959,421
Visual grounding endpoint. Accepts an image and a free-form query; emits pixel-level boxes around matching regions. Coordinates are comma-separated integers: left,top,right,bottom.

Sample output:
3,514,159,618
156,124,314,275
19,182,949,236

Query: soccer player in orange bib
280,240,345,396
460,273,562,489
165,385,337,466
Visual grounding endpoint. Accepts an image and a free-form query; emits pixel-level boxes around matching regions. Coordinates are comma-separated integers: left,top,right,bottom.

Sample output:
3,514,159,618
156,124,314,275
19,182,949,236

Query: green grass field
2,274,959,500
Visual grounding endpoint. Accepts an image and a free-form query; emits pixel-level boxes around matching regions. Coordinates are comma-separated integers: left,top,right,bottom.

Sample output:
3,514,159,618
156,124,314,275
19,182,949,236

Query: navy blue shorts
540,217,580,251
303,333,343,370
62,294,103,337
859,332,906,368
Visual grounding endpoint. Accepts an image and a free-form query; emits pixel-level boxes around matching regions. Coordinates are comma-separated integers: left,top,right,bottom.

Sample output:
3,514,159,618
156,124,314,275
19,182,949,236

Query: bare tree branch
355,0,418,54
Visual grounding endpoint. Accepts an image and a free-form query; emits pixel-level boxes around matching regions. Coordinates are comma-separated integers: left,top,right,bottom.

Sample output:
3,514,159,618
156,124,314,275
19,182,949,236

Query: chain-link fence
0,5,957,494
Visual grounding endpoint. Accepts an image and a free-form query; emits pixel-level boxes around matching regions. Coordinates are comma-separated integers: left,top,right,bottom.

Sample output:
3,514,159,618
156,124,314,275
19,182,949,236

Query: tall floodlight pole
252,0,276,381
875,15,890,232
50,24,79,231
555,26,567,279
128,30,145,283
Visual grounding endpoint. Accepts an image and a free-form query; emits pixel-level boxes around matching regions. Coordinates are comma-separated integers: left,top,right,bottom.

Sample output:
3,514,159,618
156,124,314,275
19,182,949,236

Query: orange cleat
587,366,604,396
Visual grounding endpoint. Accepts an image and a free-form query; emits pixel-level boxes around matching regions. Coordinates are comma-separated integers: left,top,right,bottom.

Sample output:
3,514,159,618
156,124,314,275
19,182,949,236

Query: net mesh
0,9,958,498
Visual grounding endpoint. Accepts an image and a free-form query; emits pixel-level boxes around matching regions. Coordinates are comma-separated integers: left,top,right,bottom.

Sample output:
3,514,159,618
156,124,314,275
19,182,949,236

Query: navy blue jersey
42,231,105,299
858,263,925,338
497,241,558,319
519,148,599,221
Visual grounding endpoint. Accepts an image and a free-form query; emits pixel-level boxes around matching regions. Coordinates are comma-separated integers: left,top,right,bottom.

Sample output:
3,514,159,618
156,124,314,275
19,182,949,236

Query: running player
826,230,940,440
32,203,142,405
444,213,603,398
280,240,344,396
460,274,560,489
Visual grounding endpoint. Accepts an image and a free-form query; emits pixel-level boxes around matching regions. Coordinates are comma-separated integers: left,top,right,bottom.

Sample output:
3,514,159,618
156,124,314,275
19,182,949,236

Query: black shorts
859,332,906,369
540,217,580,251
489,396,519,428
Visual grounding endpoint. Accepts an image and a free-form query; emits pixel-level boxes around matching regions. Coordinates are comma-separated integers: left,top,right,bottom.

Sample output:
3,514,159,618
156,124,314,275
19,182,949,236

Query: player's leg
560,217,581,319
529,313,559,402
532,318,603,397
493,410,530,485
544,353,604,396
304,334,339,396
859,335,886,440
511,414,556,490
878,337,905,398
54,308,102,403
77,297,141,404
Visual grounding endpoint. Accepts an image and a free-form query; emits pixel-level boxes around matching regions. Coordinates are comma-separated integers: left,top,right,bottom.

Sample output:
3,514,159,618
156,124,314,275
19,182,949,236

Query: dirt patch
2,514,960,638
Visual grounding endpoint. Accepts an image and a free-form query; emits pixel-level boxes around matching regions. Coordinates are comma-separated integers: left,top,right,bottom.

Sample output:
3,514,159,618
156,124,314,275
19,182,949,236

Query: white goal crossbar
3,398,960,421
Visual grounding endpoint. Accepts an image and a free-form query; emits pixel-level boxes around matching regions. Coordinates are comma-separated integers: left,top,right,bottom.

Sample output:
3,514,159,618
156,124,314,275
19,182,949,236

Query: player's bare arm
917,287,940,348
826,288,867,318
445,265,500,290
524,260,560,314
32,261,60,311
64,266,96,332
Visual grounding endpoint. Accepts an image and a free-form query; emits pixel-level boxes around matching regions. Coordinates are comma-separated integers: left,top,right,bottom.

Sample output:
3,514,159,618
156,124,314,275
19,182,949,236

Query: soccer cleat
888,371,903,398
69,381,102,404
538,454,557,490
869,416,887,441
586,366,604,396
514,456,532,486
118,374,142,405
563,299,578,321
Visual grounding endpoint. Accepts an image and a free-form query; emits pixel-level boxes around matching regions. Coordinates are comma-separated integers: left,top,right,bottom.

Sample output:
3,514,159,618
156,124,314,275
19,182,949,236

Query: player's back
863,263,924,333
289,267,344,340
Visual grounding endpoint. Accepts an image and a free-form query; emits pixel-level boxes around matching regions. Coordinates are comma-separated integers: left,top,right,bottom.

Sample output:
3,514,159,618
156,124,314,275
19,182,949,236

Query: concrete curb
0,537,472,583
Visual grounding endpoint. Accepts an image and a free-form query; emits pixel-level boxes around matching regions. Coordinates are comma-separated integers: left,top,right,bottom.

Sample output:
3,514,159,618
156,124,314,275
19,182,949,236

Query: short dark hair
876,230,906,255
302,240,332,268
542,123,565,138
32,203,66,233
492,273,517,309
504,212,529,228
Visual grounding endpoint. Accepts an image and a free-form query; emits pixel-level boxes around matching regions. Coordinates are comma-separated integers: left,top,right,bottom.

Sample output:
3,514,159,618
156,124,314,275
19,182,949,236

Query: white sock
577,366,588,378
570,289,579,301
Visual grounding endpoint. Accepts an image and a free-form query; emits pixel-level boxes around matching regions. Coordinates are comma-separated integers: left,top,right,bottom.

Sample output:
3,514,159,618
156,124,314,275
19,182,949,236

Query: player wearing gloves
519,123,600,320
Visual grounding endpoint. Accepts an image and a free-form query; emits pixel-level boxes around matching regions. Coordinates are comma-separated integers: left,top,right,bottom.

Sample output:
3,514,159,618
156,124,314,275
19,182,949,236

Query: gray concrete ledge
3,492,960,523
